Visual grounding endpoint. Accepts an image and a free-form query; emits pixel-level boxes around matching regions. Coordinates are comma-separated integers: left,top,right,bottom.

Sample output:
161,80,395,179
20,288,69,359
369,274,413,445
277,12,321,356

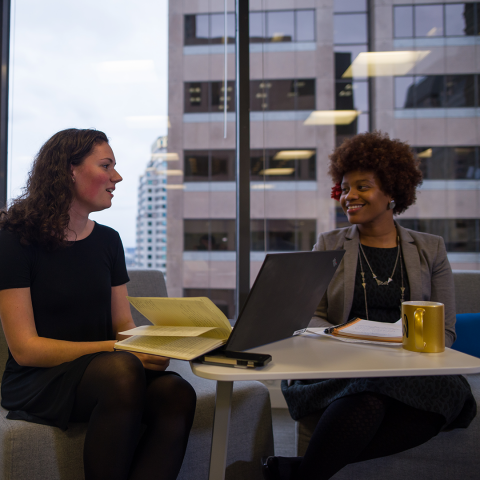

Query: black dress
0,223,130,429
282,246,476,430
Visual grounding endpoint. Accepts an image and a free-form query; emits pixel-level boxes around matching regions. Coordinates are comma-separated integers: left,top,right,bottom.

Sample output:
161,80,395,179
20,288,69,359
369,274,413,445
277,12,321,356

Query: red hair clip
331,183,342,201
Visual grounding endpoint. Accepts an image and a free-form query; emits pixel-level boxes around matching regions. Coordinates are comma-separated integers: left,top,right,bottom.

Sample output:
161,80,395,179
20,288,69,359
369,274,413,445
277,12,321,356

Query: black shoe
261,456,281,480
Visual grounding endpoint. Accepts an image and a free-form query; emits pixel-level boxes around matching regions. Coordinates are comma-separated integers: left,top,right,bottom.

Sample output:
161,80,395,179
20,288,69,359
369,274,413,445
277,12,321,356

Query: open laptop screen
225,250,344,352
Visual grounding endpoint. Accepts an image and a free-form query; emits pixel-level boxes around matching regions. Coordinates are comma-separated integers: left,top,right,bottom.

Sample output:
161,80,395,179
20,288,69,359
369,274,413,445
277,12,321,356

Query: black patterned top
349,244,410,323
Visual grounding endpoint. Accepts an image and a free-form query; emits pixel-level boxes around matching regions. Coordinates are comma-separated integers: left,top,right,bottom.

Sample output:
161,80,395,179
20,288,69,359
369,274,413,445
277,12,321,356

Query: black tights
278,392,444,480
70,352,196,480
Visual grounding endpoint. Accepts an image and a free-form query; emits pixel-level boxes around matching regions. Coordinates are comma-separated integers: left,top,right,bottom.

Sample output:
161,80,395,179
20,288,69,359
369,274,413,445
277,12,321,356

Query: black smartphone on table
194,349,272,368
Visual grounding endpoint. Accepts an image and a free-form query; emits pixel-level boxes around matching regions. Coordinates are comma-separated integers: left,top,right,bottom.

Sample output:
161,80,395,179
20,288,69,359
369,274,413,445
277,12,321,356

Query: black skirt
1,352,179,430
281,375,476,430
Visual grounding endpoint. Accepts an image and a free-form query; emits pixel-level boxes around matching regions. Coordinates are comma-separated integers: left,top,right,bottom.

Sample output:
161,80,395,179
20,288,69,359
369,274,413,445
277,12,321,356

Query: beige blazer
309,223,457,347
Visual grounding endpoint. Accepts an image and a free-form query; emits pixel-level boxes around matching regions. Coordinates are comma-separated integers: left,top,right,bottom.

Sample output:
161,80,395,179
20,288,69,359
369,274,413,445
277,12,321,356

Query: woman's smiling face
70,142,122,215
340,170,393,226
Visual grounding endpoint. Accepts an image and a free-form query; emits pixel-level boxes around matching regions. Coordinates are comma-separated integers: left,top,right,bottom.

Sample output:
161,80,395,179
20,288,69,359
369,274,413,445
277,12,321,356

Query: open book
325,318,403,344
114,297,232,360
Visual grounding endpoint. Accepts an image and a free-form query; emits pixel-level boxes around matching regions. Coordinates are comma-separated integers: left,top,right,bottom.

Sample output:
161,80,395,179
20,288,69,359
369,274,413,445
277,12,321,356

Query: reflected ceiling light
151,152,179,161
155,169,183,176
95,60,158,83
273,150,315,160
271,33,285,42
341,51,430,78
417,148,432,158
251,184,275,190
126,115,169,129
259,168,295,175
304,110,360,125
165,184,185,190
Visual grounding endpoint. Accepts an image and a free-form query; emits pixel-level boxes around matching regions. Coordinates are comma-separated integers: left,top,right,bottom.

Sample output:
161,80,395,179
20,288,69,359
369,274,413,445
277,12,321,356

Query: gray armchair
0,269,274,480
296,270,480,479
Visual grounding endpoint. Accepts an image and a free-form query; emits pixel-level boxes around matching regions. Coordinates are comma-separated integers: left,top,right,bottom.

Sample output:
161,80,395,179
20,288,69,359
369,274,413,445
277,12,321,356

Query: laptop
196,250,344,366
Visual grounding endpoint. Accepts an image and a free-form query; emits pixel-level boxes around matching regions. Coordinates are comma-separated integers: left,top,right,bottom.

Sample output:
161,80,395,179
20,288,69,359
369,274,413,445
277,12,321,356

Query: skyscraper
135,136,168,274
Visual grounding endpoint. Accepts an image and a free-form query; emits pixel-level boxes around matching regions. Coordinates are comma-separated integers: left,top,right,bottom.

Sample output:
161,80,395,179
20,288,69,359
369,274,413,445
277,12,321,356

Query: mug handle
414,308,426,352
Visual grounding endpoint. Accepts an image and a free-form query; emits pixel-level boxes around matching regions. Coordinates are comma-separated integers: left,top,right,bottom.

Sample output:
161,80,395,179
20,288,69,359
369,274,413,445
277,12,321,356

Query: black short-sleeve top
0,222,130,376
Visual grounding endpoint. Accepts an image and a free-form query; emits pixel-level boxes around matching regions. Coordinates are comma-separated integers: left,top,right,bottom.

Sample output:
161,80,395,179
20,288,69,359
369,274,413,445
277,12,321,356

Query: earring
389,200,396,210
72,176,76,183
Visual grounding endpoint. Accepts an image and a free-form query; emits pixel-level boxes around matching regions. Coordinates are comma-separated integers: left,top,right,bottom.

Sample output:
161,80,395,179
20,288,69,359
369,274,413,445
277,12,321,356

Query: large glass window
415,4,444,37
186,10,315,46
397,219,480,253
184,149,316,182
184,220,235,252
334,13,368,44
414,146,479,180
250,79,315,111
250,220,316,252
184,13,235,45
395,75,477,109
445,3,475,36
394,3,478,39
250,149,316,181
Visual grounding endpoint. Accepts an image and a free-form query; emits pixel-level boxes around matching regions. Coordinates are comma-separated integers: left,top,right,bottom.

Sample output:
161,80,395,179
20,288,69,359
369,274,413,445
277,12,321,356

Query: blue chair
451,313,480,358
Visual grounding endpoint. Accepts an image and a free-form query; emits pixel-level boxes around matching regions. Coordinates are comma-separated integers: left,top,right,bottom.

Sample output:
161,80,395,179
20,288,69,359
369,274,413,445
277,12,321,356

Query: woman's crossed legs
70,352,196,480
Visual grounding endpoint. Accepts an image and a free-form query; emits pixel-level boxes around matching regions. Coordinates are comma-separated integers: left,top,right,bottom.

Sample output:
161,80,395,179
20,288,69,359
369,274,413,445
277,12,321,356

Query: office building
135,136,168,274
167,0,480,318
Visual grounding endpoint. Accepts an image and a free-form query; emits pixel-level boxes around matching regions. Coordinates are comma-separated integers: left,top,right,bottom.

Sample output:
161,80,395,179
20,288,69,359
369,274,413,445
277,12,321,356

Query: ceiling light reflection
304,110,360,125
417,148,432,158
342,51,430,78
259,168,295,175
165,185,185,190
251,184,275,190
273,150,315,160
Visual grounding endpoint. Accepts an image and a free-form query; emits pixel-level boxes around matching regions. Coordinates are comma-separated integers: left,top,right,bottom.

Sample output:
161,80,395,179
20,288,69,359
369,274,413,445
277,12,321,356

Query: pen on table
324,318,358,334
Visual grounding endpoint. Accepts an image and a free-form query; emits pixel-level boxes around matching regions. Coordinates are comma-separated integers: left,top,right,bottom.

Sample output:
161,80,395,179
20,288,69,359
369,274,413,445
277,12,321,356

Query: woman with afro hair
261,131,477,480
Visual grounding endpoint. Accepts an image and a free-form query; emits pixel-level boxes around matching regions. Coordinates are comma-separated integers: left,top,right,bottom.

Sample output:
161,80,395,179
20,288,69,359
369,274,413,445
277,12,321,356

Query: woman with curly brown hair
0,129,196,480
261,131,476,480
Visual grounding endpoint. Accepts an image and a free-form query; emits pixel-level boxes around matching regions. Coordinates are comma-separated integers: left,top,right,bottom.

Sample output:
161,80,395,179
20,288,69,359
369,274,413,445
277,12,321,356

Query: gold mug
402,301,445,353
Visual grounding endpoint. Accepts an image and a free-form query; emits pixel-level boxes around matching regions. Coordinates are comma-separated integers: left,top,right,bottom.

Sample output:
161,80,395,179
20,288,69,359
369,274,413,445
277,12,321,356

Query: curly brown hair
328,131,423,215
0,128,109,249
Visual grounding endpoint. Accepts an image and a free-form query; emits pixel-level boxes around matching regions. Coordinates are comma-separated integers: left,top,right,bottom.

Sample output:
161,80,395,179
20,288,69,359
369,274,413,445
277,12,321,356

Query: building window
395,75,476,109
184,149,316,182
413,146,480,180
250,219,316,252
396,219,479,253
184,288,235,320
334,13,368,44
394,3,477,39
185,10,315,46
184,219,316,252
184,150,235,182
250,79,315,111
250,148,316,181
184,79,315,113
184,220,235,251
184,13,235,46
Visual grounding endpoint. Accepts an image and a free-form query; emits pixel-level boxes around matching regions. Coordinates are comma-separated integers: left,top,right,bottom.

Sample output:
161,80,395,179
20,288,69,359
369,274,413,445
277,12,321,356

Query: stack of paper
320,318,403,345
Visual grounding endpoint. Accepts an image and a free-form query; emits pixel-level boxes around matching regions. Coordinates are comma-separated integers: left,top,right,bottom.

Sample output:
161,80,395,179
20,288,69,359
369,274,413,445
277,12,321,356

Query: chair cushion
452,313,480,358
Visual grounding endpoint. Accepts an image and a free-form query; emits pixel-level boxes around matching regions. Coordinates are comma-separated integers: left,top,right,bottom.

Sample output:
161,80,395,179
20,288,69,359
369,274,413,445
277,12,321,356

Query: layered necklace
358,236,405,320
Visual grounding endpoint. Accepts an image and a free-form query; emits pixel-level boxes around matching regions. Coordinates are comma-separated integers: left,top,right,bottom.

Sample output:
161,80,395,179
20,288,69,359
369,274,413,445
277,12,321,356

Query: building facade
167,0,480,318
135,136,168,275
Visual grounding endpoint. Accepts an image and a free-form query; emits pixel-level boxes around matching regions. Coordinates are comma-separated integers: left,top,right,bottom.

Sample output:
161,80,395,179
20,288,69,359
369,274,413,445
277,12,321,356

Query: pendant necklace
358,236,405,320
